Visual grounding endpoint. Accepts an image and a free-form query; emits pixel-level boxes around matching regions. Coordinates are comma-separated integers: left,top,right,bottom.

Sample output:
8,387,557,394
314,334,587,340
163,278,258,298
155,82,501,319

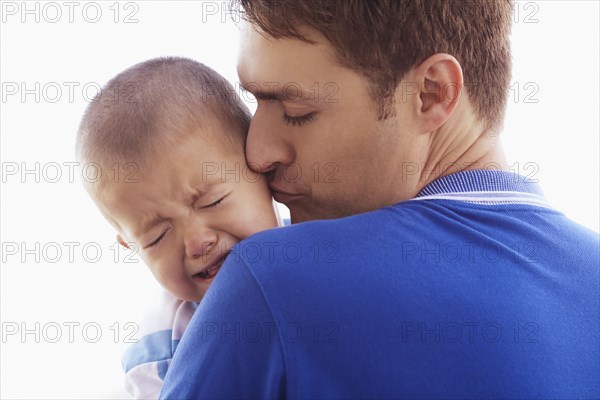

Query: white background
1,1,598,398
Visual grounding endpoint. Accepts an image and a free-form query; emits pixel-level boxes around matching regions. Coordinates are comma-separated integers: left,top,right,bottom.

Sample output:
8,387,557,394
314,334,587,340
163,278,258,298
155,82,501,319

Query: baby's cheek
147,263,171,289
236,219,261,239
239,201,278,237
225,179,278,238
144,258,180,294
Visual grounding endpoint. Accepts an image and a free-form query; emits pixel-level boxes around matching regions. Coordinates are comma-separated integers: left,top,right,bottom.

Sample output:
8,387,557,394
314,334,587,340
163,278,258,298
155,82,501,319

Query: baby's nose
184,228,218,260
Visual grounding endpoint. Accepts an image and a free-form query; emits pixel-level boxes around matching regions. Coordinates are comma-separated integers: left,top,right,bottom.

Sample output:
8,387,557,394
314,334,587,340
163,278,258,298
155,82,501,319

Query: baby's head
76,57,279,302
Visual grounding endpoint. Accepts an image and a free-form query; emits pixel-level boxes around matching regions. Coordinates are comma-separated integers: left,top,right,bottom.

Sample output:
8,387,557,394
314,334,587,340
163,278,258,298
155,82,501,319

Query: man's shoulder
229,201,443,275
230,197,597,274
236,198,497,249
236,208,375,257
242,201,427,243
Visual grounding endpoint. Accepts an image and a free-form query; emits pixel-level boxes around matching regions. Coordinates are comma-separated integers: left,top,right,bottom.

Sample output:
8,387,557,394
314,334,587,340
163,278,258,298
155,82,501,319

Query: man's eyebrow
240,82,315,102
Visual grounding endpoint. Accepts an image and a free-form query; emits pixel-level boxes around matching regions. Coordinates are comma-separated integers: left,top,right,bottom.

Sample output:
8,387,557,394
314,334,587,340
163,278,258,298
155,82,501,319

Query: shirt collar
413,169,550,208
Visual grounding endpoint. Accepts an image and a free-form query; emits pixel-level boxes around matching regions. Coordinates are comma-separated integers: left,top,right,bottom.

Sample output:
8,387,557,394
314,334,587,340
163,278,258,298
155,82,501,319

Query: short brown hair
234,0,513,131
76,57,250,170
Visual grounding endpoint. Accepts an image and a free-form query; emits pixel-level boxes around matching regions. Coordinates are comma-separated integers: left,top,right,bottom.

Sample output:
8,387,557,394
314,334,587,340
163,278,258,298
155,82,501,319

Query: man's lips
269,183,304,203
192,252,229,281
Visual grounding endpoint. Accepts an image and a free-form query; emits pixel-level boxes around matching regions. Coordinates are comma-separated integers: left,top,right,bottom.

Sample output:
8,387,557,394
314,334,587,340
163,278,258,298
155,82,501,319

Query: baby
76,57,280,398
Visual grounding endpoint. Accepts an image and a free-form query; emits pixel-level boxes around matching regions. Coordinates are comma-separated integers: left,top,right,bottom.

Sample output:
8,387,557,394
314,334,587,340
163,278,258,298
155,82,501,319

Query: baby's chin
163,286,203,303
185,288,208,303
170,280,213,303
166,251,230,302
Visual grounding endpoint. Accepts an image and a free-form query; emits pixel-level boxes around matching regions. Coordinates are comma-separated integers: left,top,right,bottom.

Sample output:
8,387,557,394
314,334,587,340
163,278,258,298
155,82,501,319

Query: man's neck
416,109,509,191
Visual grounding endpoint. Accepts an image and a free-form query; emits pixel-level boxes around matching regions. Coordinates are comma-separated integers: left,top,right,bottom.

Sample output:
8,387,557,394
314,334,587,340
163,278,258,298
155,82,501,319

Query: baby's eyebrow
134,182,216,237
135,215,166,238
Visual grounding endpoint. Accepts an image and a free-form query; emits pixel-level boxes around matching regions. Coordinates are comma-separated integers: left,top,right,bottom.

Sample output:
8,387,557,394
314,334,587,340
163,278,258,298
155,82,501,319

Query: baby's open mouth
192,253,229,280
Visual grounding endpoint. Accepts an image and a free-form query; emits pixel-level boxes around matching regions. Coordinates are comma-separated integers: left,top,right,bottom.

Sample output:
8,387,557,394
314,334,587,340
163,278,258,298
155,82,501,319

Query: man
161,1,599,398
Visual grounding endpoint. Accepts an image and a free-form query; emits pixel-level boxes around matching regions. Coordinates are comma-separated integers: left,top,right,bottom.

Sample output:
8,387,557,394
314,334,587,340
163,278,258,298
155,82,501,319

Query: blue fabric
161,171,600,399
122,331,182,376
122,330,174,373
157,360,170,381
416,169,545,197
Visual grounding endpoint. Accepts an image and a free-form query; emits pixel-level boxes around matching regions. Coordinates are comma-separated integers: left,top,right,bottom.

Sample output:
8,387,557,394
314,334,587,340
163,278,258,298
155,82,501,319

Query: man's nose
246,108,295,174
184,228,218,260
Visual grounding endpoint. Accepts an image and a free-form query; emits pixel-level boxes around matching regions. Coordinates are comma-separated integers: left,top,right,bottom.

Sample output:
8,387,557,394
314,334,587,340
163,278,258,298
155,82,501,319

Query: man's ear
116,234,130,250
412,53,464,134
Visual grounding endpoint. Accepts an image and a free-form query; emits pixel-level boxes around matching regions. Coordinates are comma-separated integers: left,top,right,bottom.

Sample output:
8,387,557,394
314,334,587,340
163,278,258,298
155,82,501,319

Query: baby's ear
116,234,130,249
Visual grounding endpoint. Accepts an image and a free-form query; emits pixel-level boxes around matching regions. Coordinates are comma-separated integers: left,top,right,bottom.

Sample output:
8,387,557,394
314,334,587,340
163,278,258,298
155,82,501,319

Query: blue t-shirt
160,170,599,398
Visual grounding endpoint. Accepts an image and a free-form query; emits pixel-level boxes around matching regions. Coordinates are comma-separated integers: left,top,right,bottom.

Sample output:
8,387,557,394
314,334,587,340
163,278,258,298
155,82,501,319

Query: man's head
235,0,512,222
76,57,278,301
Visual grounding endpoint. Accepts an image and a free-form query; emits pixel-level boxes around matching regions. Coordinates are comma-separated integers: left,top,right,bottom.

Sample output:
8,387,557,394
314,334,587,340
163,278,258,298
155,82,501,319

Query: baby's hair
76,56,250,172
